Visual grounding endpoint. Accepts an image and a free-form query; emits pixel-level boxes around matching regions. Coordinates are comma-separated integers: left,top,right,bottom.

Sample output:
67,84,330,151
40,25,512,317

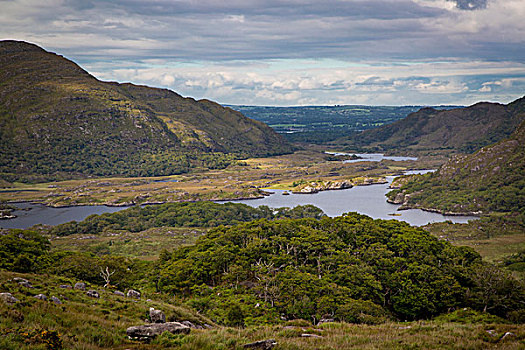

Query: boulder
127,289,141,299
0,292,18,304
59,284,72,289
243,339,277,349
317,318,334,325
114,290,125,297
149,308,166,323
126,322,190,340
180,321,204,329
18,281,33,288
35,294,47,301
50,296,62,304
13,277,29,283
86,290,100,298
500,332,516,341
74,282,86,290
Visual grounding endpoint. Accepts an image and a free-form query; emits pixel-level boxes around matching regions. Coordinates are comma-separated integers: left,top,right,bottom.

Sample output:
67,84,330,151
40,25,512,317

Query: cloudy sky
1,0,524,106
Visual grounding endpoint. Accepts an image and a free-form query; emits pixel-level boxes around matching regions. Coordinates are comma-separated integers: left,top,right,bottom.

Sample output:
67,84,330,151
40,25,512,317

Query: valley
0,41,524,350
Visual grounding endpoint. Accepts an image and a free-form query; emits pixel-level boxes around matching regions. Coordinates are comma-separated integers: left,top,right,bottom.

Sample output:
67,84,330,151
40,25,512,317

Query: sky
1,0,524,106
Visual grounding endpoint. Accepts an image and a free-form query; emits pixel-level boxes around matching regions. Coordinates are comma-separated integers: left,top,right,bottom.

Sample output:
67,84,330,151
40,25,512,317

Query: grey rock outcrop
127,289,141,299
35,294,47,301
114,290,125,297
0,292,18,304
180,320,204,329
243,339,277,349
74,282,86,290
126,322,190,340
50,296,62,304
149,308,166,323
59,284,72,289
18,281,33,288
86,290,100,298
13,277,29,283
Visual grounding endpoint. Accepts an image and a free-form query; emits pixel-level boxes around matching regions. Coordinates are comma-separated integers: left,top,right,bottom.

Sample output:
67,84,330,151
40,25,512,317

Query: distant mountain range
0,41,292,182
338,97,525,153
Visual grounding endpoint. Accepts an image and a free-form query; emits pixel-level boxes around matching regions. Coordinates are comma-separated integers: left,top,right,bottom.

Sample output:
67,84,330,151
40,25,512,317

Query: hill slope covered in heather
0,41,292,182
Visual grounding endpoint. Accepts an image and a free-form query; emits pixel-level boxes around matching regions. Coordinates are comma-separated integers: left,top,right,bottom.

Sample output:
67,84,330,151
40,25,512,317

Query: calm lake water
0,202,126,229
227,172,477,226
0,170,477,229
326,152,418,163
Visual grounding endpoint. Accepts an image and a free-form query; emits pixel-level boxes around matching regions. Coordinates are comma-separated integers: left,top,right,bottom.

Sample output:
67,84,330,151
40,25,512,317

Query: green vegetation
1,208,524,348
0,41,293,183
49,202,325,237
158,213,524,324
337,98,525,154
387,120,525,215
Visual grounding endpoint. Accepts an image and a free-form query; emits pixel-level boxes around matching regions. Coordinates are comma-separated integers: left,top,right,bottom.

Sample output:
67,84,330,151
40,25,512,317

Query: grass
1,271,524,349
49,227,205,260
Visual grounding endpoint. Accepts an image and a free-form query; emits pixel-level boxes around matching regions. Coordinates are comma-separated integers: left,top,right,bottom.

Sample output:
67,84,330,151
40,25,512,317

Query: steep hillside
0,41,292,182
338,97,525,154
387,120,525,215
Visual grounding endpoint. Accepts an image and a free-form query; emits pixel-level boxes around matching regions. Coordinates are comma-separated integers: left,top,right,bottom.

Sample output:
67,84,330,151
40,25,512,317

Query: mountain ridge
0,40,293,182
338,96,525,154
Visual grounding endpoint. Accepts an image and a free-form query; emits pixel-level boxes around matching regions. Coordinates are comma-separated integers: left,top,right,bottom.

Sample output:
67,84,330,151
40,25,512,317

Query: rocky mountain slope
0,41,292,182
387,120,525,215
339,97,525,154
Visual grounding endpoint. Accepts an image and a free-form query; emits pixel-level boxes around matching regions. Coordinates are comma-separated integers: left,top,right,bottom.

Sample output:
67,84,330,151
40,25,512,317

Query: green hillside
0,41,292,182
387,120,525,215
338,97,525,154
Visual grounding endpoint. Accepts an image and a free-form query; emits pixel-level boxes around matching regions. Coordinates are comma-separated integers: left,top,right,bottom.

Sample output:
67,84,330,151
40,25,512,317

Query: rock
243,339,277,349
50,296,62,304
486,329,498,337
301,334,323,338
74,282,86,290
35,294,47,301
127,289,141,299
86,290,100,298
149,308,166,323
18,281,33,288
317,318,334,325
13,277,29,283
180,321,204,329
500,332,516,341
114,290,125,297
59,284,72,289
126,322,190,340
0,292,18,304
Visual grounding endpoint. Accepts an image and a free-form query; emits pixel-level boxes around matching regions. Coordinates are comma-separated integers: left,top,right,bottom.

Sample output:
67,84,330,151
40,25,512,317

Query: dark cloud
0,0,523,105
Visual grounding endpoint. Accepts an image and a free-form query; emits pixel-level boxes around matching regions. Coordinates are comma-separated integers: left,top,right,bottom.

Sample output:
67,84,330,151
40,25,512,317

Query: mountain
338,97,525,154
0,41,293,182
387,120,525,215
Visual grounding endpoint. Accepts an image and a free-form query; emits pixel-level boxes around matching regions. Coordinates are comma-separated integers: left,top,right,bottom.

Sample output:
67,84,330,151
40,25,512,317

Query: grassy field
0,149,445,207
48,226,206,260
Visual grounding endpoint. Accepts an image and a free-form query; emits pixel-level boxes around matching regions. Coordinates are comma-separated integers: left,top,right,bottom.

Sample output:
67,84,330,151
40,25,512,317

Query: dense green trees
0,229,50,272
50,202,325,236
158,213,524,324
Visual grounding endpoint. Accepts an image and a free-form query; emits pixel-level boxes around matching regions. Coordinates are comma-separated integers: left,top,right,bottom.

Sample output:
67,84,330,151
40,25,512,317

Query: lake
227,172,476,226
0,170,477,229
325,152,418,163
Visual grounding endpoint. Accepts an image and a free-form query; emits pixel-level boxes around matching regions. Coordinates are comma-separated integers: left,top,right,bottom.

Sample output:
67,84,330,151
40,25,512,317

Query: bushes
159,214,524,324
0,230,50,273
